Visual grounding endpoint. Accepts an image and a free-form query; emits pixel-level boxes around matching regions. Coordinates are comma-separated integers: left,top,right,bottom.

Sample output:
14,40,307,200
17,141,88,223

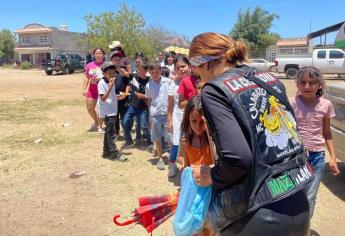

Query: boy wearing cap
97,62,128,161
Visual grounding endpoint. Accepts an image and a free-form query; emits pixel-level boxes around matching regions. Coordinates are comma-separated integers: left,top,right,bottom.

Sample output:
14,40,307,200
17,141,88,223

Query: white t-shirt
97,78,118,118
166,64,175,75
145,77,170,116
168,79,184,145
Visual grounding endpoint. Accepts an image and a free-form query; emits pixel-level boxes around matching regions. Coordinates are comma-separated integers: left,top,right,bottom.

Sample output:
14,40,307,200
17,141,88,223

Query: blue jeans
169,144,179,162
306,151,325,217
122,106,150,144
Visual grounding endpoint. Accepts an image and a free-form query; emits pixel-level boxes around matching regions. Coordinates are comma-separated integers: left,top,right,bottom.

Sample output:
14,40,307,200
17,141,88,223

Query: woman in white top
164,51,176,79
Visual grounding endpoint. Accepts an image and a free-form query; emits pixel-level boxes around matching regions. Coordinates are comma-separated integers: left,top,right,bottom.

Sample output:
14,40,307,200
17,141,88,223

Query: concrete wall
18,33,52,48
51,31,87,57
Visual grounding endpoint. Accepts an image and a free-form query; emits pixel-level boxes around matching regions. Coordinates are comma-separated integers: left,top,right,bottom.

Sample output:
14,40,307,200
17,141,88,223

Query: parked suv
45,54,85,75
325,83,345,163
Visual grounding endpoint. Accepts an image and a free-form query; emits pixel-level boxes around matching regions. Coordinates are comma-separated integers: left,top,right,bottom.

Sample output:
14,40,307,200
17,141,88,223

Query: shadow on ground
147,156,182,187
322,162,345,202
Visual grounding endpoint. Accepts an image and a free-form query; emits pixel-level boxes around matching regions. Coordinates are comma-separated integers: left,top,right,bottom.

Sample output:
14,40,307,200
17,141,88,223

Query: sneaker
122,141,135,149
98,127,105,133
111,152,128,162
157,158,165,170
168,162,177,178
87,123,98,132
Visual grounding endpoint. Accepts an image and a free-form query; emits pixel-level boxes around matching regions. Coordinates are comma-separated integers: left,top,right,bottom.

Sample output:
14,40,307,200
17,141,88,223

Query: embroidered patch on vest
223,72,279,94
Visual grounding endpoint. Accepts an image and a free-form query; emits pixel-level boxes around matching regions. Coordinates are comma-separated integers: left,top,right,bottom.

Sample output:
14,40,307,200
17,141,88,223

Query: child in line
97,62,128,161
180,95,213,167
167,56,192,177
177,79,206,171
145,63,171,170
289,66,340,217
180,95,214,236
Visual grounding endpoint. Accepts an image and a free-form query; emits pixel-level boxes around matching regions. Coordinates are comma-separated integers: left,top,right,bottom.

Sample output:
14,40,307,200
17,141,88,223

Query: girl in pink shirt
289,66,340,217
83,48,105,132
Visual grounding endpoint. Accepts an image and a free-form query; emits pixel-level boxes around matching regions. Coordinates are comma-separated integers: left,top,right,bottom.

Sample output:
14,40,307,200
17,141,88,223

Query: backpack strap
231,66,295,116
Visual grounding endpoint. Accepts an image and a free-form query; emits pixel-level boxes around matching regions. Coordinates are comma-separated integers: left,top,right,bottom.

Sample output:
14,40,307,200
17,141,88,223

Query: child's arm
82,76,89,96
178,94,187,109
144,86,151,107
117,85,130,101
167,96,174,133
100,78,115,102
322,116,340,176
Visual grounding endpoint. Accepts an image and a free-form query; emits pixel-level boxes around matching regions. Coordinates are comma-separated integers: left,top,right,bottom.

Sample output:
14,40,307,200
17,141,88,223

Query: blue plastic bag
173,167,212,236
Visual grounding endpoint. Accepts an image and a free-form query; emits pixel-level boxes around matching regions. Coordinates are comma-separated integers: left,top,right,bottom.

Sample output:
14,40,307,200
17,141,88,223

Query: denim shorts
307,151,325,169
150,115,168,142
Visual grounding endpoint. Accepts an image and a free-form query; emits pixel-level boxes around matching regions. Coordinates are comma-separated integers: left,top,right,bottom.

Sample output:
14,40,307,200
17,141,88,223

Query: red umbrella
113,193,179,233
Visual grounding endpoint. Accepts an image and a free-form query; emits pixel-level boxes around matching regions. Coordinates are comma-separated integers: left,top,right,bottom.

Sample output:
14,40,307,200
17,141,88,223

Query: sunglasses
189,55,221,67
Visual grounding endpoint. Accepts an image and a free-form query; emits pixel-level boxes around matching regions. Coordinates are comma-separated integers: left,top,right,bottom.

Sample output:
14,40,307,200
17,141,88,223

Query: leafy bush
20,61,32,70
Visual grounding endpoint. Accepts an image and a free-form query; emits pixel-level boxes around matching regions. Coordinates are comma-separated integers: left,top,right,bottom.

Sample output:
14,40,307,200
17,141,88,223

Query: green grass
1,64,17,69
0,98,90,162
0,98,82,123
1,131,89,150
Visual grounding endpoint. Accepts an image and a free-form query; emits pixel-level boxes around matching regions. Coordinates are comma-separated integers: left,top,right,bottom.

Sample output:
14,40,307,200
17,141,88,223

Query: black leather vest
206,67,313,231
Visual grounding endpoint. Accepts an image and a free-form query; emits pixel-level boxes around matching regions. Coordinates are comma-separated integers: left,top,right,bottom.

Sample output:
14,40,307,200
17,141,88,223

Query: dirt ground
0,68,344,236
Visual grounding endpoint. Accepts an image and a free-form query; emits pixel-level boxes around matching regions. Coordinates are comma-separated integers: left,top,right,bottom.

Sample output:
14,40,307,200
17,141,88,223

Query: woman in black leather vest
188,32,310,236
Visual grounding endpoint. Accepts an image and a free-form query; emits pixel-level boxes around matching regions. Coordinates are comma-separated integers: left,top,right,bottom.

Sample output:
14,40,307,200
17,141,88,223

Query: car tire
63,66,70,75
45,70,53,75
285,67,298,79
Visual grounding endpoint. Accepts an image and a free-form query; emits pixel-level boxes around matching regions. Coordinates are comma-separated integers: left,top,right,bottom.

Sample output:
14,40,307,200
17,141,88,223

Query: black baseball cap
101,61,116,72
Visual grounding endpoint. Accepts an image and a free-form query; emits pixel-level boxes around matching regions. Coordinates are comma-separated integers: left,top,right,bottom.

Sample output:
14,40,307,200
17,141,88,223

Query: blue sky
1,0,344,44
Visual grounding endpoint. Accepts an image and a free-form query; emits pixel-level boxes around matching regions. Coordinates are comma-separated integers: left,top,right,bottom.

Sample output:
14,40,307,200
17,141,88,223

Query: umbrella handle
113,214,136,226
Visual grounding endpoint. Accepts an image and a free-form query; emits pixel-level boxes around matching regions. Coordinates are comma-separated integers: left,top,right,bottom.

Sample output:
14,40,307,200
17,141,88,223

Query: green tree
84,3,181,61
230,7,280,58
85,3,146,57
138,25,174,61
0,29,16,63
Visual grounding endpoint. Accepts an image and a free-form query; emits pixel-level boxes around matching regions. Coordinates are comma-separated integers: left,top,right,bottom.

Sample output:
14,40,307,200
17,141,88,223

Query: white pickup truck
275,48,345,79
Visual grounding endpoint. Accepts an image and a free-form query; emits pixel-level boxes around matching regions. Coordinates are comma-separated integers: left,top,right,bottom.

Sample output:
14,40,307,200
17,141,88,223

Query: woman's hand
82,90,87,97
192,165,212,186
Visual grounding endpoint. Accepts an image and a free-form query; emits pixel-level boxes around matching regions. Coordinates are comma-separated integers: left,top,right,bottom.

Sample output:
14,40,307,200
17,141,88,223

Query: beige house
15,23,87,66
276,37,310,54
266,37,311,62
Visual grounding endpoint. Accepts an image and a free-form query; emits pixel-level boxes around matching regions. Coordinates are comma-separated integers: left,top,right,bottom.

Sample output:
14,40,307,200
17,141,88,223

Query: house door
21,54,32,63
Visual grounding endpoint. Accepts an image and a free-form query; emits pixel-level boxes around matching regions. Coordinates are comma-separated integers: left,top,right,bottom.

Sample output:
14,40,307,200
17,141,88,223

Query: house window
280,48,293,54
21,36,31,45
39,35,48,44
268,52,276,62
